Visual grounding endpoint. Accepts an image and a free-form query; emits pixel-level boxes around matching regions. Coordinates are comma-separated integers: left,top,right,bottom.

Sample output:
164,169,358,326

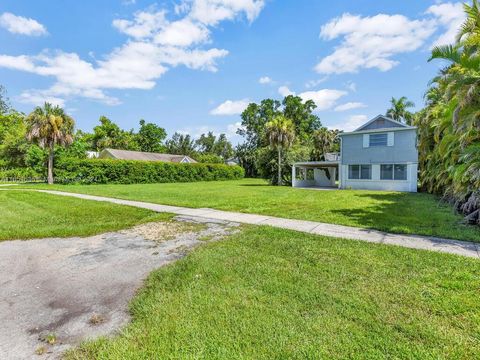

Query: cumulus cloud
210,99,250,115
334,102,367,112
278,86,347,111
315,13,436,74
0,12,47,36
278,85,294,97
426,2,465,47
259,76,272,84
329,114,368,131
315,3,467,74
0,0,265,106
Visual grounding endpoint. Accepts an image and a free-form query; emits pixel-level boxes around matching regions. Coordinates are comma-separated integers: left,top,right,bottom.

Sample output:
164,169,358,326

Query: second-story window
369,133,388,147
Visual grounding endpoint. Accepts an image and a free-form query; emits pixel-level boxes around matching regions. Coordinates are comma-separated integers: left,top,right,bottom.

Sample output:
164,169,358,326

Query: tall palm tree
386,96,415,124
265,115,295,185
26,102,75,184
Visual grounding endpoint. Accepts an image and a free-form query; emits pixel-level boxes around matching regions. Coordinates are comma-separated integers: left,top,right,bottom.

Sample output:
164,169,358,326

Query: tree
386,96,415,124
136,119,167,153
0,85,10,115
282,95,321,142
165,132,196,156
311,127,340,161
196,132,216,153
238,99,282,148
237,95,322,180
25,103,75,184
265,115,295,185
212,134,234,159
416,0,480,224
92,116,138,151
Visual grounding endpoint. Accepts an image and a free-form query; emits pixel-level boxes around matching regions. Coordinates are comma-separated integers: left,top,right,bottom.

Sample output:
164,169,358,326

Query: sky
0,0,466,143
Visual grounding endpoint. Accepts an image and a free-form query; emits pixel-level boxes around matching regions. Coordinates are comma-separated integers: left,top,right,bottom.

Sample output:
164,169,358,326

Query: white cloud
278,85,294,97
427,2,465,47
298,89,347,110
0,1,266,106
316,13,436,74
259,76,272,84
17,90,65,108
188,0,265,26
227,121,243,136
113,10,167,39
0,12,47,36
304,77,328,89
210,99,250,115
334,102,367,112
279,86,347,111
329,115,368,132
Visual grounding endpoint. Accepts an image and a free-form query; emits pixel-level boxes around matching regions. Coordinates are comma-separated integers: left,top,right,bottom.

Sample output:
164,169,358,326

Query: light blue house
292,115,418,192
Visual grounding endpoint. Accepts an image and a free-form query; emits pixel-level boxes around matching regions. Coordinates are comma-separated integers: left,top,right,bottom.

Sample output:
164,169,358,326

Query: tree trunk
47,143,54,185
277,146,282,186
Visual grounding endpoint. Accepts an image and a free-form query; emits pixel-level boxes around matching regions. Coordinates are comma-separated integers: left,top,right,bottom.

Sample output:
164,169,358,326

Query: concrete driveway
0,216,239,359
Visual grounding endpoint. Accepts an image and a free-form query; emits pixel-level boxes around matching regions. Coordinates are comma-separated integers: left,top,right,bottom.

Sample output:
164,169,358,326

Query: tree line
412,0,480,225
0,94,235,183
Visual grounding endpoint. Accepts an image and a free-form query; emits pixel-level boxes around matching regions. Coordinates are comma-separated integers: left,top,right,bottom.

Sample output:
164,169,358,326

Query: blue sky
0,0,465,143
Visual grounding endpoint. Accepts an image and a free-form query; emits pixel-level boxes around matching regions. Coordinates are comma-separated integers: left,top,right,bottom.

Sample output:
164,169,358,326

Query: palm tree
312,127,339,161
26,102,75,184
386,96,415,124
265,115,295,185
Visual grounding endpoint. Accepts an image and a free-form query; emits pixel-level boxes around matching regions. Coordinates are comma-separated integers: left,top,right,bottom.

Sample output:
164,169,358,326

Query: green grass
21,178,480,242
66,226,480,359
0,190,170,240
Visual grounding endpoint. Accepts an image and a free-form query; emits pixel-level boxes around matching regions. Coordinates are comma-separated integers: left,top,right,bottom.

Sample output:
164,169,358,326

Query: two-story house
292,115,418,192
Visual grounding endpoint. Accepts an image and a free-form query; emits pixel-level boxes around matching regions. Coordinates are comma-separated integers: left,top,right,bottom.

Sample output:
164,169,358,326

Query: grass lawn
67,226,480,359
22,178,480,242
0,190,170,240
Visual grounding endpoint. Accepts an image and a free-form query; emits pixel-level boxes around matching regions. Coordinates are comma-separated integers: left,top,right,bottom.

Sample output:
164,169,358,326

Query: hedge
54,159,245,184
0,167,44,182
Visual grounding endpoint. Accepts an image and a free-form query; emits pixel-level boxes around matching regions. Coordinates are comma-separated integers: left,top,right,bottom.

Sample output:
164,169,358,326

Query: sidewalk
37,189,480,259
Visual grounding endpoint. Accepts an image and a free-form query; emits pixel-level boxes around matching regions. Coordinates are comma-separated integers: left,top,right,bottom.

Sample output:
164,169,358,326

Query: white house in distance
292,115,418,192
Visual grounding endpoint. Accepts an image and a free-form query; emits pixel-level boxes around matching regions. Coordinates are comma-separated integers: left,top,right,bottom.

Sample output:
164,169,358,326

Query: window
348,165,359,179
360,165,371,179
380,164,393,180
394,164,407,180
349,165,371,180
306,168,314,180
381,164,408,180
369,133,388,147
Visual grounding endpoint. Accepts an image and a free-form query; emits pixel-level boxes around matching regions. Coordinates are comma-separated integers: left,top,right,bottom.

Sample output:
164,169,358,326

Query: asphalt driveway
0,216,238,359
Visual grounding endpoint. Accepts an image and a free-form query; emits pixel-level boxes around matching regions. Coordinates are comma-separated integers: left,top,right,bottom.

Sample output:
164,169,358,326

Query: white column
292,166,296,187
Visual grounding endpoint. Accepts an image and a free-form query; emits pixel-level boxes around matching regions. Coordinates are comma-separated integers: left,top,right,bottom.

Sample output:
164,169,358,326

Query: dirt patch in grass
121,219,206,242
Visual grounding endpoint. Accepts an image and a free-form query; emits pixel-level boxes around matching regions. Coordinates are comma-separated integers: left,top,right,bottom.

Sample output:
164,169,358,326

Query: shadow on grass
329,192,470,239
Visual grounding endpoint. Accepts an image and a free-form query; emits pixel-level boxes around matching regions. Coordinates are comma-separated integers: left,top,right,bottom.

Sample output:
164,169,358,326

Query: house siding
341,129,417,165
339,128,418,192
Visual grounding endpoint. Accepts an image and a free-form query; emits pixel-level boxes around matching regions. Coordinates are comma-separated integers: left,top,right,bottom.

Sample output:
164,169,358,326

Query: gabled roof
354,115,413,132
99,148,197,163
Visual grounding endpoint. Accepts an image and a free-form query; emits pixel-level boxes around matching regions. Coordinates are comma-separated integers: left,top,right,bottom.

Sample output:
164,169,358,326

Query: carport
292,160,340,189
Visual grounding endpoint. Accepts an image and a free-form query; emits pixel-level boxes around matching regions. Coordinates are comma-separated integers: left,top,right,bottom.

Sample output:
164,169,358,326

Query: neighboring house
225,157,240,166
292,115,418,192
98,148,197,163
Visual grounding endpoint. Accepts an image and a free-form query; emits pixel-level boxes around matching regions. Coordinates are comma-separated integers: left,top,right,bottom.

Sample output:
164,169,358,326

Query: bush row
54,159,244,184
0,167,44,182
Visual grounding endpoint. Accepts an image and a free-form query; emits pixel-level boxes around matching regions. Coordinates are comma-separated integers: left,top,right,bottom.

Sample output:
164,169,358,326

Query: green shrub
0,167,43,182
54,159,244,184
